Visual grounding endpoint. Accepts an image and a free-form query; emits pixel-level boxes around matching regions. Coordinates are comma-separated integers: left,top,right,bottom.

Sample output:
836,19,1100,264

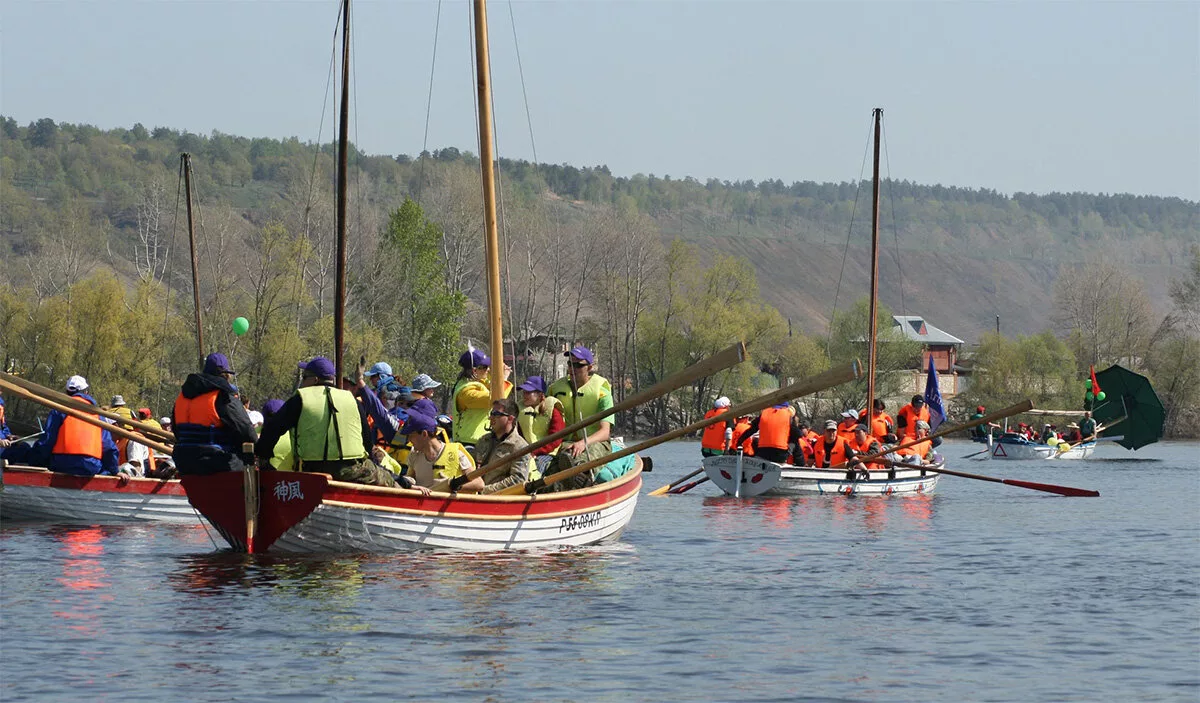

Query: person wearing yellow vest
255,356,396,487
701,396,733,458
732,403,795,464
517,376,565,477
405,410,474,489
108,395,135,423
544,345,637,491
452,349,513,447
172,353,258,476
452,397,540,494
896,395,931,441
260,398,294,471
27,375,119,476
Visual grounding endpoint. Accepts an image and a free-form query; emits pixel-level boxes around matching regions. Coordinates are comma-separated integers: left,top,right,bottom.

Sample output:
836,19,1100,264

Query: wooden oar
495,361,862,496
0,371,175,443
0,379,174,456
836,400,1035,469
648,467,704,496
876,457,1099,497
671,476,710,495
432,341,747,492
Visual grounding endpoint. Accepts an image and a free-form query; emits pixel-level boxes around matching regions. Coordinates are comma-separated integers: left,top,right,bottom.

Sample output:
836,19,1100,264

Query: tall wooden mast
472,0,506,402
334,0,351,376
865,108,883,418
181,152,204,364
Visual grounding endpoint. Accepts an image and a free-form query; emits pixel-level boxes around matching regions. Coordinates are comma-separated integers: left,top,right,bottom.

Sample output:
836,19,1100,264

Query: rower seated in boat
541,346,636,491
849,424,884,470
254,356,397,487
516,376,564,477
894,420,934,465
25,374,120,477
450,397,540,495
404,410,474,490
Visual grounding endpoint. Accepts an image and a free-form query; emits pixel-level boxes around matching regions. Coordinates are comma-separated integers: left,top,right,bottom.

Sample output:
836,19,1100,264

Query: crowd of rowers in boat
969,407,1098,447
0,345,636,496
698,394,941,473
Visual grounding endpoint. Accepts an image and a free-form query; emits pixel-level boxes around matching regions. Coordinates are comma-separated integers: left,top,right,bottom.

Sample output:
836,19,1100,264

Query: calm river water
2,440,1197,702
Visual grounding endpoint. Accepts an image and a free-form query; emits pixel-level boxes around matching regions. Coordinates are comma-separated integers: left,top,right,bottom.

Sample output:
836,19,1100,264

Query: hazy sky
2,1,1197,199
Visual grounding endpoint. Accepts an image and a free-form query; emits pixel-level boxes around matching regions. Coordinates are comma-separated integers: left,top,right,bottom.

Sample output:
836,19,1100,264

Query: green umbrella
1092,365,1165,450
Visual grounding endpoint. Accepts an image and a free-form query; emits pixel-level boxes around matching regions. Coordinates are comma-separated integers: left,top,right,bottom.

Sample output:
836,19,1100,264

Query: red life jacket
701,409,730,451
758,406,794,450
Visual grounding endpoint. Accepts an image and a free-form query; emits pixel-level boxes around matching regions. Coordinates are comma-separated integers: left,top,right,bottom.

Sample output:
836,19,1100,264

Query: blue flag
924,356,946,431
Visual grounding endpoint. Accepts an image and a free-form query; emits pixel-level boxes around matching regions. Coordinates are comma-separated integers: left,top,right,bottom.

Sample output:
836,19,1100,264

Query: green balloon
1096,391,1106,401
232,317,250,336
1085,391,1094,402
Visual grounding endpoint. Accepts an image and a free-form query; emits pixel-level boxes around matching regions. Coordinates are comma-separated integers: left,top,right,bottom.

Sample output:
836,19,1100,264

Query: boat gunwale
1,464,186,495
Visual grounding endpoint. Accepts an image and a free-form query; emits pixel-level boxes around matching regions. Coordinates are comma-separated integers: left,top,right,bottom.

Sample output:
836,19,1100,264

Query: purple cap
459,349,491,369
204,353,235,375
565,346,595,364
298,356,336,379
261,399,285,417
404,410,437,434
518,376,547,393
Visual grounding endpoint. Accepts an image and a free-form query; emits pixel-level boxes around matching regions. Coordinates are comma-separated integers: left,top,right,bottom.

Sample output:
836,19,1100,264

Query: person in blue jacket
28,375,119,476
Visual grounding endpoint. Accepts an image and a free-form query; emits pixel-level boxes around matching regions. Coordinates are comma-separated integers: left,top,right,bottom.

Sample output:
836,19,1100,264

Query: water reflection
702,494,936,535
48,525,113,639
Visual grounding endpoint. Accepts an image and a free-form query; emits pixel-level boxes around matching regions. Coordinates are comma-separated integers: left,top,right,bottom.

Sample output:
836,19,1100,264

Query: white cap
66,375,89,392
160,417,172,425
248,410,264,426
714,396,731,408
841,409,858,419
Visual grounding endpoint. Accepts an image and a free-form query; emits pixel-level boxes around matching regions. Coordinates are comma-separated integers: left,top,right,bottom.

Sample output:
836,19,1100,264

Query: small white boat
703,454,940,498
181,466,642,554
987,434,1095,460
0,464,199,523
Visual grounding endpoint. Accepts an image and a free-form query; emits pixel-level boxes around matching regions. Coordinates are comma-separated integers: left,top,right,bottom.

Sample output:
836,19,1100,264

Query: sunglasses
489,410,513,418
570,361,590,368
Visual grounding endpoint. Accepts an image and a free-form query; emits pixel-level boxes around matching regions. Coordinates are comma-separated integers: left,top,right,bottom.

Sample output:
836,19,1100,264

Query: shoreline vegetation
1,118,1197,439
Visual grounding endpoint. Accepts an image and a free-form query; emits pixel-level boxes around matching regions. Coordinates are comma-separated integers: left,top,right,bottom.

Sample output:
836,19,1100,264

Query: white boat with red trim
180,465,641,554
702,454,940,498
0,464,198,523
986,434,1096,460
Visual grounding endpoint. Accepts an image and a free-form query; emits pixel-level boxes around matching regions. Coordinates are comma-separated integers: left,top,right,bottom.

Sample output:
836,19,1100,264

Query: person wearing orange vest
732,403,795,463
810,419,855,469
790,420,817,465
858,399,894,442
836,410,860,442
172,353,257,476
731,415,755,456
895,420,935,463
700,396,733,458
28,375,119,476
896,395,931,441
849,424,884,470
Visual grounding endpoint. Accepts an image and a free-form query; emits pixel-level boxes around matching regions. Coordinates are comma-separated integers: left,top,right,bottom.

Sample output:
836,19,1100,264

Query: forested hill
2,117,1196,340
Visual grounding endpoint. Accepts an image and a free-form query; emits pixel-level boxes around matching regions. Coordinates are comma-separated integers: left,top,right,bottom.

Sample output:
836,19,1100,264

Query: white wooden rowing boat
703,455,940,497
986,434,1096,460
0,464,199,523
181,465,642,554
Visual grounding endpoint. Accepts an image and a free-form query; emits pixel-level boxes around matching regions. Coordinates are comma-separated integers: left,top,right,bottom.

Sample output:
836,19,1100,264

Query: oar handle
0,380,174,456
433,341,746,491
0,371,175,443
648,466,704,496
495,361,861,495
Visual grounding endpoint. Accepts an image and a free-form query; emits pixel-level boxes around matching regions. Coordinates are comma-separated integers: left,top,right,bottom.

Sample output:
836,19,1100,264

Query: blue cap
204,353,235,375
411,373,441,392
459,349,491,369
518,376,547,393
404,411,437,434
261,399,285,416
298,356,336,379
565,346,595,365
366,361,393,377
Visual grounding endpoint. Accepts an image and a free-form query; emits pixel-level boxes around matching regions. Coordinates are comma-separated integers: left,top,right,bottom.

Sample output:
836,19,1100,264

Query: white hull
704,455,940,497
988,438,1096,461
0,465,198,523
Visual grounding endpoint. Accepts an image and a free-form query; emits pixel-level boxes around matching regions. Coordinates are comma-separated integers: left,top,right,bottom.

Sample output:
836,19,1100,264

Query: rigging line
156,159,187,410
305,4,342,240
417,0,444,205
881,121,907,321
825,114,876,358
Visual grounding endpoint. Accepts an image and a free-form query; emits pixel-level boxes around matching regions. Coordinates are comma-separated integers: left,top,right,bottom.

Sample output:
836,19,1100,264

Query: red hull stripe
2,465,186,496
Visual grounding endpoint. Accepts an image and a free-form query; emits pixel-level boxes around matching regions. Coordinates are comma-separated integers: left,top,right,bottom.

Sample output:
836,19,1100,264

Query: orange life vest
52,414,102,458
897,438,932,460
836,418,859,443
859,410,894,441
811,436,851,468
732,419,755,456
175,390,223,427
849,435,883,469
758,406,794,451
897,404,931,440
701,409,730,451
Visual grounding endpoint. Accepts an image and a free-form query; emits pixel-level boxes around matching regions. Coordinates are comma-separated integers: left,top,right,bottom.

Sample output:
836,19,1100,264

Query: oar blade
1001,478,1099,497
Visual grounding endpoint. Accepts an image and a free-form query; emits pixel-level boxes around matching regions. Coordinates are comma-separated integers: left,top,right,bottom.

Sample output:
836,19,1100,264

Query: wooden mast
333,0,351,377
181,152,204,364
865,108,882,419
472,0,506,402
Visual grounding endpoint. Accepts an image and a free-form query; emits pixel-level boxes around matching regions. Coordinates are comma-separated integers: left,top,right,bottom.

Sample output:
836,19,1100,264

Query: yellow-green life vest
518,396,561,453
292,385,367,462
270,431,295,471
431,441,476,481
452,378,490,445
547,374,612,441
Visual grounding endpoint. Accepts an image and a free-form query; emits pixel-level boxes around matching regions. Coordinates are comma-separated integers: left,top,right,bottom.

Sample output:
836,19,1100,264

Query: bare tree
133,180,169,282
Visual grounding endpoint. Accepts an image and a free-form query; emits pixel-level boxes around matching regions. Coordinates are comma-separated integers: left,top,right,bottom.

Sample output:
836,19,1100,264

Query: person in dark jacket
172,353,257,476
